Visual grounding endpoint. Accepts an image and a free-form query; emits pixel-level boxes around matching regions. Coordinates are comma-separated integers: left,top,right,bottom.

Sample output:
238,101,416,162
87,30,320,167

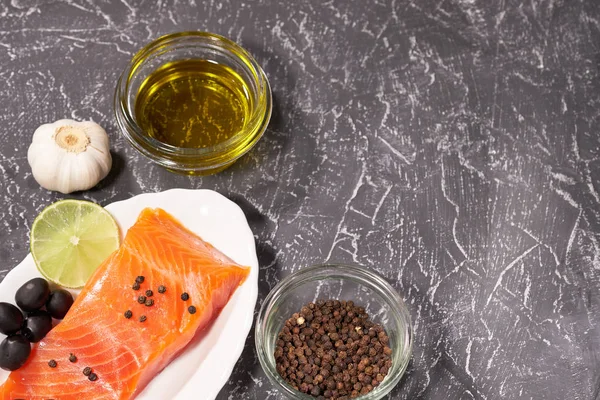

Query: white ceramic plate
0,189,258,399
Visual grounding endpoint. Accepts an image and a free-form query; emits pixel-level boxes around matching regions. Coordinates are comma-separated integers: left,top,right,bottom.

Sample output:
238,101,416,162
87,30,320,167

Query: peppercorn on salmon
0,208,250,399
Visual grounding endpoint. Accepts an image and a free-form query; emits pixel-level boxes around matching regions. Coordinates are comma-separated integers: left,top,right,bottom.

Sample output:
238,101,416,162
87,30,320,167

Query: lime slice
30,199,120,288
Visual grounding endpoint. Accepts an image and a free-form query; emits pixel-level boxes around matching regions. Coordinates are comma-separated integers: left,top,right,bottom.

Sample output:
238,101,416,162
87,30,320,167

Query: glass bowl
256,264,413,399
114,31,272,175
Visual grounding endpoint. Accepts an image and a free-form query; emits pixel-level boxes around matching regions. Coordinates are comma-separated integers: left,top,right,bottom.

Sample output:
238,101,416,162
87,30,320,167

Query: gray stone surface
1,0,599,399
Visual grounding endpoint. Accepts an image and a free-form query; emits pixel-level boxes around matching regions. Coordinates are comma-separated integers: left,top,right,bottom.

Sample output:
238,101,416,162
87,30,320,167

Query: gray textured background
1,0,599,399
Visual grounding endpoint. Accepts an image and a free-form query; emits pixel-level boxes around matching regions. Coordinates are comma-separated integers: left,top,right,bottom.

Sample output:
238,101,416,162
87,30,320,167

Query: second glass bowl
256,264,413,400
114,31,272,175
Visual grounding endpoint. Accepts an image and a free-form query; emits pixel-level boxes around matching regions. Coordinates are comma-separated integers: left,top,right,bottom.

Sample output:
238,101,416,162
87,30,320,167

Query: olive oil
135,59,251,148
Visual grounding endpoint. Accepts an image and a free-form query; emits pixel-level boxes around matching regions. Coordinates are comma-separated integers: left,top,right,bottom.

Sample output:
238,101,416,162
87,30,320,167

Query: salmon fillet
0,207,250,399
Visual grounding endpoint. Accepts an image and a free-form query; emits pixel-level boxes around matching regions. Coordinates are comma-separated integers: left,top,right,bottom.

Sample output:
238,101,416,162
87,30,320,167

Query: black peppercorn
124,310,132,319
83,367,92,376
88,372,98,381
158,285,166,294
181,292,189,301
310,385,321,396
137,295,146,304
132,282,140,290
69,353,77,363
135,276,145,283
145,299,154,307
139,315,147,323
188,305,196,314
274,299,392,399
48,359,57,368
145,290,153,297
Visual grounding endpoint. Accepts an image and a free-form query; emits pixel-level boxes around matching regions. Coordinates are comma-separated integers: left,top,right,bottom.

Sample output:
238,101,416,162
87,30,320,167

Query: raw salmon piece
0,208,250,400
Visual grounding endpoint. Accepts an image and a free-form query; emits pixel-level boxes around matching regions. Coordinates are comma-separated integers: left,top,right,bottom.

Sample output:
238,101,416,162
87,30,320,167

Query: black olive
22,310,53,343
46,289,74,320
0,335,31,371
0,302,24,335
15,278,50,312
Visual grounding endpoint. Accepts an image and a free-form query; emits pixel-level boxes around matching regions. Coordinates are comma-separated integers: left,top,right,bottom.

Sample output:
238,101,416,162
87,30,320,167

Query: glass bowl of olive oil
114,31,272,175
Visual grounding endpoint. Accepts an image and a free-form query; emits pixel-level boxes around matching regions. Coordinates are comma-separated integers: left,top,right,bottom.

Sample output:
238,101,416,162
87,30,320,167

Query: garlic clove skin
27,119,113,194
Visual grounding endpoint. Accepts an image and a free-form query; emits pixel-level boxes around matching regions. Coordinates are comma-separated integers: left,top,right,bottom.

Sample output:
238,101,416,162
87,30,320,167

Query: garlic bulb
27,119,112,194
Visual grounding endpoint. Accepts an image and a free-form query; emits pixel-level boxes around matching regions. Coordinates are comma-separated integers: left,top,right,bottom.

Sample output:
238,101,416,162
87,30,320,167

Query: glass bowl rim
255,263,413,400
114,30,272,162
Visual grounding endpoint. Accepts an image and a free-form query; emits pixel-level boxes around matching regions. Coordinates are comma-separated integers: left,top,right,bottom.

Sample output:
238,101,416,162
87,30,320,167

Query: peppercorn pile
275,300,393,399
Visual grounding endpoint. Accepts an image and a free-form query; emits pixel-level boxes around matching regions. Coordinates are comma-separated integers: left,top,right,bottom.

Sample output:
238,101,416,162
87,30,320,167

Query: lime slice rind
30,199,120,289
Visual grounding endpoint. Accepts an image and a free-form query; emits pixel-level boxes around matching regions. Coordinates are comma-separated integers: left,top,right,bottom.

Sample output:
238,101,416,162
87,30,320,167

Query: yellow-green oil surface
135,59,251,148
